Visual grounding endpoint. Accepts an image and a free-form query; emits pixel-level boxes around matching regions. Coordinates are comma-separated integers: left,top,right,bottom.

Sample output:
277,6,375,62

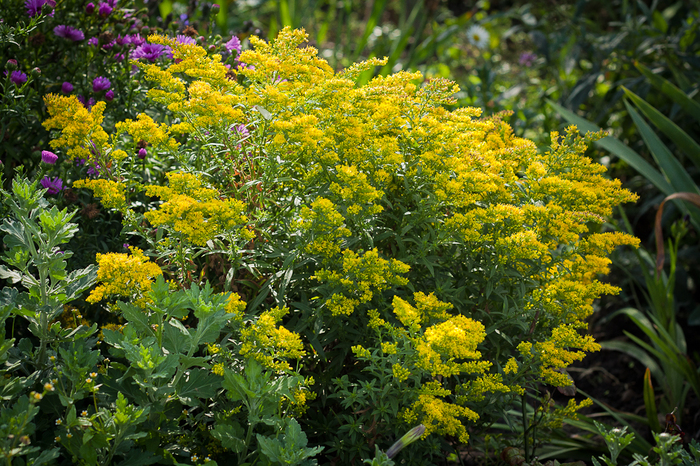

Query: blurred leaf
635,62,700,122
622,86,700,172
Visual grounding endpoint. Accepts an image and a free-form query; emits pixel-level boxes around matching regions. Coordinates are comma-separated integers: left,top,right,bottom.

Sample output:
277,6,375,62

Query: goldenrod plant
0,27,639,464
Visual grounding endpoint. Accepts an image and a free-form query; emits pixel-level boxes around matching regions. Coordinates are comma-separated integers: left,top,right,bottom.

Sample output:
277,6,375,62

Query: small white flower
466,24,490,49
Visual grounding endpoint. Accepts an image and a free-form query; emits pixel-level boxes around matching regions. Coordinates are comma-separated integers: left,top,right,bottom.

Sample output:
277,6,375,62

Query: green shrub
1,27,640,464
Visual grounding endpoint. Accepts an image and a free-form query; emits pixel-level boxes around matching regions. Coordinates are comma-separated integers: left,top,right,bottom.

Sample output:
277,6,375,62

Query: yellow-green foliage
43,27,639,456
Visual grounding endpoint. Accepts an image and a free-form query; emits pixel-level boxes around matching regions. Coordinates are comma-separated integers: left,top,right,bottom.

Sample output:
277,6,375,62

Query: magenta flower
61,81,73,93
92,76,111,92
105,90,114,101
138,148,147,159
131,43,169,62
40,176,64,195
5,59,18,70
54,25,85,41
9,70,27,86
77,95,96,109
85,2,95,14
128,34,146,47
98,2,112,16
88,37,99,47
176,34,196,45
41,150,58,164
24,0,55,17
225,35,241,56
519,52,537,67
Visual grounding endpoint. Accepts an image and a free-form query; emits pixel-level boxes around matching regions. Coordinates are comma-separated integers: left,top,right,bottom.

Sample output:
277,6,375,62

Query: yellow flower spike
73,179,127,210
87,247,162,308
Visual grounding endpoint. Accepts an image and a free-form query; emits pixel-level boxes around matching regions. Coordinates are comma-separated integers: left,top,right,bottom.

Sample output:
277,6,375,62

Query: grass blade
622,86,700,172
635,62,700,123
643,368,661,433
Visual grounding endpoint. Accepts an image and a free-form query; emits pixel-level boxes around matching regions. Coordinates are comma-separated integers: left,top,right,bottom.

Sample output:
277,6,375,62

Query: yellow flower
86,247,162,307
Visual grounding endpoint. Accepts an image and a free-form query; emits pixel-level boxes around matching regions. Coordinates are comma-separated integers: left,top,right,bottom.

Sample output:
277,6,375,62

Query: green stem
521,394,529,462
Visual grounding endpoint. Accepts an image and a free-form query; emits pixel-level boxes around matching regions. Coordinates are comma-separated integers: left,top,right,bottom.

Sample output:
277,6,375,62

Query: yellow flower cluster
144,172,251,246
43,94,111,162
115,113,179,152
73,179,127,210
87,247,163,308
314,248,410,316
239,306,305,371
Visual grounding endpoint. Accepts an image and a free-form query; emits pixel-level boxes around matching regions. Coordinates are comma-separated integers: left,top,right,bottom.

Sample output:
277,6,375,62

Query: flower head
54,25,85,41
138,148,147,159
105,90,114,101
131,43,169,62
41,176,64,195
92,76,111,92
225,35,241,56
88,37,99,47
9,70,27,86
25,0,55,17
61,81,73,93
466,24,490,49
176,34,196,45
5,59,18,71
519,52,537,67
85,2,95,14
98,2,112,16
41,150,58,164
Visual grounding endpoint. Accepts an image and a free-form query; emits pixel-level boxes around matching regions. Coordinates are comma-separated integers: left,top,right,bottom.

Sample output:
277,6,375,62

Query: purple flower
123,243,130,249
98,2,112,17
61,81,73,93
41,150,58,164
105,90,114,101
179,13,189,25
88,37,99,47
92,76,111,92
128,34,146,47
107,0,118,7
85,2,95,14
519,52,537,67
40,176,64,195
138,148,147,159
54,25,85,41
131,43,169,62
9,70,27,86
77,95,96,109
176,34,196,45
24,0,55,17
225,35,241,56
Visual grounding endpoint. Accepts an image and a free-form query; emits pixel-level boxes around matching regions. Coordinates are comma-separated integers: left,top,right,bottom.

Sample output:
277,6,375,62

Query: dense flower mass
39,28,639,462
53,25,85,41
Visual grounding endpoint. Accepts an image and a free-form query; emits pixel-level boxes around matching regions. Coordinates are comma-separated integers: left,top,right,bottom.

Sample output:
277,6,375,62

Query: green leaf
176,368,220,405
547,100,673,195
635,62,700,123
643,368,661,433
28,447,60,466
623,98,700,195
622,86,700,173
210,421,246,453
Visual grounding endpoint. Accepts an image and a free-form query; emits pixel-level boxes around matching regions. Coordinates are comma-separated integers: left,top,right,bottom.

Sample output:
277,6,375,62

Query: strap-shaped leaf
635,62,700,123
622,86,700,172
